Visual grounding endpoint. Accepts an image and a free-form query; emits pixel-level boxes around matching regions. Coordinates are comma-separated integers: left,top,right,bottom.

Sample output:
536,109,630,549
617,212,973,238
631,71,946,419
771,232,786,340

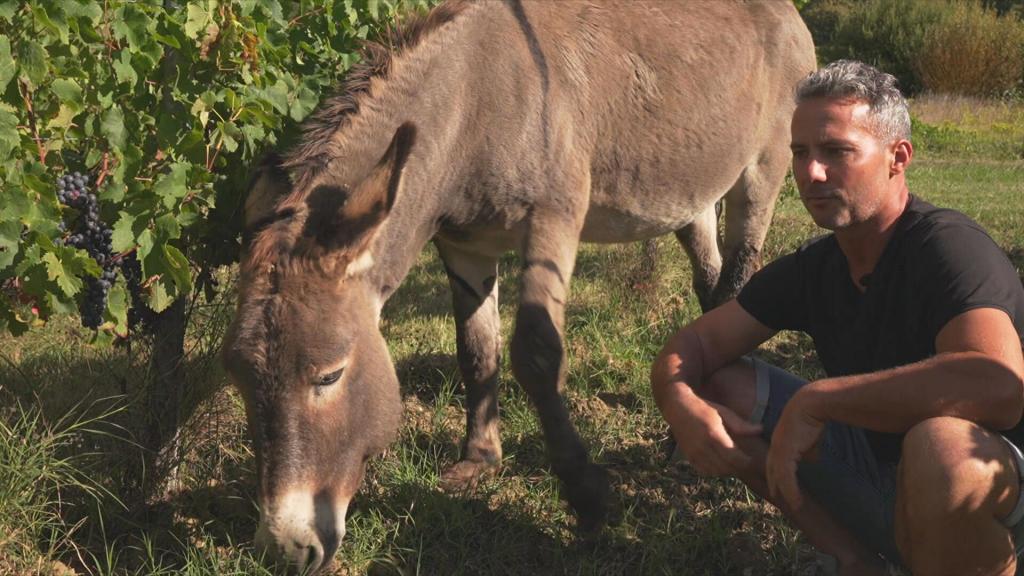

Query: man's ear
890,139,913,177
300,122,418,268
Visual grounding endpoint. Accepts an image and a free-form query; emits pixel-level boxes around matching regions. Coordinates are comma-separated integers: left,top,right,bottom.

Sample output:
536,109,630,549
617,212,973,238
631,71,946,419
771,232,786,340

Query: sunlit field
1,96,1022,575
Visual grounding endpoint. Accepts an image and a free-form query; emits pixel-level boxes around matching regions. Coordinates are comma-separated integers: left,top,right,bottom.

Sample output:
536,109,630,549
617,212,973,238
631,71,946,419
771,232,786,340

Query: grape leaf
31,4,69,44
111,211,139,253
106,284,129,337
146,277,174,313
0,1,15,23
46,104,79,131
42,252,84,297
136,228,154,262
162,244,192,293
154,213,181,242
113,51,138,86
0,220,20,270
17,40,48,88
111,4,153,53
155,163,190,209
184,2,213,40
50,78,83,108
0,107,19,160
63,0,103,25
0,36,15,92
101,106,127,149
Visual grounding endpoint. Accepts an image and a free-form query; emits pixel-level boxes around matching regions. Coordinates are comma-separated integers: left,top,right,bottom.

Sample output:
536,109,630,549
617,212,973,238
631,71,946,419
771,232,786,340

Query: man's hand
671,394,763,477
766,389,825,510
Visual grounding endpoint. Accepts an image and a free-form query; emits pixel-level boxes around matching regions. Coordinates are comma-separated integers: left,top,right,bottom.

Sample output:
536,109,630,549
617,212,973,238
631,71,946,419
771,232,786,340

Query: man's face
790,97,897,231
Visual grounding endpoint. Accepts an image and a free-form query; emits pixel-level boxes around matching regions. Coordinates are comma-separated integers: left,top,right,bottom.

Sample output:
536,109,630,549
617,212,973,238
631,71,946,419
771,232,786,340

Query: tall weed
915,2,1024,96
0,398,124,574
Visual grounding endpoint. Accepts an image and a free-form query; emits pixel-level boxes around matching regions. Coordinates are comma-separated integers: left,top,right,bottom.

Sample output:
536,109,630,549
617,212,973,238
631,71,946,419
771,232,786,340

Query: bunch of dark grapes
57,172,116,329
120,252,157,331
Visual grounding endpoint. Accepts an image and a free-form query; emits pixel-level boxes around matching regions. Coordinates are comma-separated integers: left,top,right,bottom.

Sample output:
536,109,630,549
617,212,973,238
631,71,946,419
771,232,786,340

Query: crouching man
651,60,1024,575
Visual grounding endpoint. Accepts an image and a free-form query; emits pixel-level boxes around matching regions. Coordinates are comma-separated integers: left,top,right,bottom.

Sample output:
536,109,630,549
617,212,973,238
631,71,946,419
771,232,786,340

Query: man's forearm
651,328,707,418
797,352,1024,432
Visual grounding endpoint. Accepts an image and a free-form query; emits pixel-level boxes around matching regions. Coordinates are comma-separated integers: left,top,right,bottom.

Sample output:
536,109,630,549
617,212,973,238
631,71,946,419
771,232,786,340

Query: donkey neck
315,6,480,307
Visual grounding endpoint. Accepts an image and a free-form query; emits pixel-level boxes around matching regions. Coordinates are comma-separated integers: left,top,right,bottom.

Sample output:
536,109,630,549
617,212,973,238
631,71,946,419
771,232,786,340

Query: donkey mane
244,0,468,277
281,0,469,186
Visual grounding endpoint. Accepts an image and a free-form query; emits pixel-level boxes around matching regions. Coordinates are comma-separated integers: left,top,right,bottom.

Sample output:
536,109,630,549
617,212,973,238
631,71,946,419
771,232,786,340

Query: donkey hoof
439,459,499,493
565,464,611,534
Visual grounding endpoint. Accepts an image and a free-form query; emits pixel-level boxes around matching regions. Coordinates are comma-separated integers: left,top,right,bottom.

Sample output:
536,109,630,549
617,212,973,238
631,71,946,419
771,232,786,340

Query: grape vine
0,0,434,339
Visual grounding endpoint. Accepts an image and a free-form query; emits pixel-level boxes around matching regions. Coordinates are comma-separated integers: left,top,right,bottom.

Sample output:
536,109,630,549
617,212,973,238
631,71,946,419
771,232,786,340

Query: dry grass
911,92,1024,130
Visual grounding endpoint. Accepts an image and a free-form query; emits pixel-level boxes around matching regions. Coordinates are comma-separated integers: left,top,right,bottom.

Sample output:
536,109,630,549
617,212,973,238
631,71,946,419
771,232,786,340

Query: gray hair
796,60,911,143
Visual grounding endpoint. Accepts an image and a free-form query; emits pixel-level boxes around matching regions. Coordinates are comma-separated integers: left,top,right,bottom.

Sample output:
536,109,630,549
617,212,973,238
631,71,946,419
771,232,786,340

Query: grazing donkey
222,0,815,571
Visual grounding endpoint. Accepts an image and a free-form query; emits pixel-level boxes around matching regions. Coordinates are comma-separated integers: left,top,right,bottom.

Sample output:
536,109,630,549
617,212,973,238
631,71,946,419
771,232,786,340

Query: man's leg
895,416,1021,576
699,360,887,575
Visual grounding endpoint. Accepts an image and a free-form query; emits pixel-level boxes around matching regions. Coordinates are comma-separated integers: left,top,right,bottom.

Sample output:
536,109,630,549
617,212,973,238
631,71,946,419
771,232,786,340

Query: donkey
222,0,815,571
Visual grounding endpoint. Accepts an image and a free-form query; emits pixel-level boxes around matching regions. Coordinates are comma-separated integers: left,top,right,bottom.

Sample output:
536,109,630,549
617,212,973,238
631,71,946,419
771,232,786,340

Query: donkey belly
579,202,699,244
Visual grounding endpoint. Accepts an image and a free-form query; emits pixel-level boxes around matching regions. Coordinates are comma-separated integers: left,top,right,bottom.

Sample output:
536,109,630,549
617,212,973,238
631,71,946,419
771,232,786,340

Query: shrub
915,2,1024,96
817,0,951,94
799,0,857,51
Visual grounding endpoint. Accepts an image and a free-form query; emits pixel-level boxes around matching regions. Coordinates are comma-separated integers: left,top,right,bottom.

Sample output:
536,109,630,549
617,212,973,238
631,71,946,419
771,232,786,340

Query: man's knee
702,358,757,420
898,417,1016,519
896,417,1021,575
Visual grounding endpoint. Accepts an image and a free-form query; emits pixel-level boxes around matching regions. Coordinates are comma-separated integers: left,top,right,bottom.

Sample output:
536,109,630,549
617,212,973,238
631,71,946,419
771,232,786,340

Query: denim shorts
751,357,1024,567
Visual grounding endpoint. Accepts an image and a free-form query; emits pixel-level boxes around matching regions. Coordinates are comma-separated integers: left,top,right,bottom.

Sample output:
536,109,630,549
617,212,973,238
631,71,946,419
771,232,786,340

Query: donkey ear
353,121,417,218
303,122,417,258
243,152,292,234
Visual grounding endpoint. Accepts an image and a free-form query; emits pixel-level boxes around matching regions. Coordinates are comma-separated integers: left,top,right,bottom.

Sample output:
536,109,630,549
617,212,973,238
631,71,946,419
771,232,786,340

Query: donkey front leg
436,239,503,491
510,214,610,533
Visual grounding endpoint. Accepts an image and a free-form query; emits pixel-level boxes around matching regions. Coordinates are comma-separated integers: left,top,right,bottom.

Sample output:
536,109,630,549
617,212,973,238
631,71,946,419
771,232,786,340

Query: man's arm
767,307,1024,508
798,307,1024,432
652,299,777,476
652,299,778,407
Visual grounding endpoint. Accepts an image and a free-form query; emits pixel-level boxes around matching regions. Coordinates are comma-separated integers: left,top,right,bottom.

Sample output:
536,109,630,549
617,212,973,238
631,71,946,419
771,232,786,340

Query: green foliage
814,0,951,93
0,0,430,337
805,0,1024,96
798,0,856,50
915,2,1024,96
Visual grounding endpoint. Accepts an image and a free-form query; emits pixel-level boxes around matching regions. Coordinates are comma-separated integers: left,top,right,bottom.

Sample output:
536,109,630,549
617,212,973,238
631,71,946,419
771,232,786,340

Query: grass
910,92,1024,161
1,96,1023,575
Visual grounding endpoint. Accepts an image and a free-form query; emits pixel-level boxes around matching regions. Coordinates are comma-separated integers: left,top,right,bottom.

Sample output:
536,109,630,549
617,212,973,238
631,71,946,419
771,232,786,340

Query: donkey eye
317,369,343,386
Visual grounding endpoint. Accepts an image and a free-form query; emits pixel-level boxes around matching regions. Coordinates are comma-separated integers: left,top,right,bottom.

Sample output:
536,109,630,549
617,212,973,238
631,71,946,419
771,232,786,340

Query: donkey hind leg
435,239,503,492
713,137,791,305
510,214,610,533
674,202,723,313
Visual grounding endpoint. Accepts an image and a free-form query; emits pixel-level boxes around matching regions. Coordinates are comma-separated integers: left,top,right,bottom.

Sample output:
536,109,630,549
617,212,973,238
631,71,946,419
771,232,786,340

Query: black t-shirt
738,195,1024,462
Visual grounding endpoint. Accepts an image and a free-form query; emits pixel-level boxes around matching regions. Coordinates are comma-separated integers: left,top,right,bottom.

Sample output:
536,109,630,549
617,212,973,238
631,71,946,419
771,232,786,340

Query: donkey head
223,124,416,573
